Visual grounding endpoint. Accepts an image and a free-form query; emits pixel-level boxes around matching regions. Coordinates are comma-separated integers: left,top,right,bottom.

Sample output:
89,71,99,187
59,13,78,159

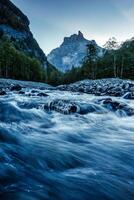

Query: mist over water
0,88,134,200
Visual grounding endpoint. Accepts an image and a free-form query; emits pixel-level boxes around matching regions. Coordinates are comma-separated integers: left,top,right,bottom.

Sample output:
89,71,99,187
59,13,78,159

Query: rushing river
0,87,134,200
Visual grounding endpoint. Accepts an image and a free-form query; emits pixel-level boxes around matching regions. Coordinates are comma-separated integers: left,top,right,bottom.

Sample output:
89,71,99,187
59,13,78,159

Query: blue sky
11,0,134,54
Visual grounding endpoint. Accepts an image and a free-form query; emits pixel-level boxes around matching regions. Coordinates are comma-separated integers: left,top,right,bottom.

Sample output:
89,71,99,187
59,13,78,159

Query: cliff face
0,0,29,31
0,0,47,66
48,31,105,72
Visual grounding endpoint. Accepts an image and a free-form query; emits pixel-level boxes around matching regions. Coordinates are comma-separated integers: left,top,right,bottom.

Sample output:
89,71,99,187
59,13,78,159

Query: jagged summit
63,31,85,44
48,31,104,72
78,31,84,37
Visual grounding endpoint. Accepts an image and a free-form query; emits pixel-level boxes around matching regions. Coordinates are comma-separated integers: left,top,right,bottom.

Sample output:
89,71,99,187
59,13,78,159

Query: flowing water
0,88,134,200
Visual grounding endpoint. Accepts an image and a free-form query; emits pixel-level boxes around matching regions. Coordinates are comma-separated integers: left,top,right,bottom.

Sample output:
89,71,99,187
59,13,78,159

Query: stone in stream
37,93,49,97
106,89,123,97
123,92,134,100
10,84,22,91
31,90,38,94
0,90,6,96
18,91,25,95
48,99,78,114
44,99,104,115
57,79,134,97
101,98,134,116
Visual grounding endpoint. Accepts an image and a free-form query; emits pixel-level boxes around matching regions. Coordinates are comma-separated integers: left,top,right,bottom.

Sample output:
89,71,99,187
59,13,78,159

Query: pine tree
86,43,97,79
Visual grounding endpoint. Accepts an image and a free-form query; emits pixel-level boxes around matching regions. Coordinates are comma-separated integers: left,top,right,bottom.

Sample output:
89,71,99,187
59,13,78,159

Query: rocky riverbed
0,78,134,200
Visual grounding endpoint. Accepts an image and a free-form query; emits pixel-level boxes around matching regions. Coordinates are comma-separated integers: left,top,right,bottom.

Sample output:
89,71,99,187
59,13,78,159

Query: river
0,80,134,200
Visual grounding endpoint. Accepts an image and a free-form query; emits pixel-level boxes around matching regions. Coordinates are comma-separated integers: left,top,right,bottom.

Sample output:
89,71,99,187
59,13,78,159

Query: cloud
110,0,134,23
122,8,134,23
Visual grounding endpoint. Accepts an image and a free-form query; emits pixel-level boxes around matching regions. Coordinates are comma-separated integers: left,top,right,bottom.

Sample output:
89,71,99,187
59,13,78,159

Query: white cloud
122,8,134,23
110,0,134,23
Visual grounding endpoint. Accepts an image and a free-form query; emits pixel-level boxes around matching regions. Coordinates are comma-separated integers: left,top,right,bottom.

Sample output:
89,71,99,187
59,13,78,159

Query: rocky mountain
47,31,105,72
0,0,47,67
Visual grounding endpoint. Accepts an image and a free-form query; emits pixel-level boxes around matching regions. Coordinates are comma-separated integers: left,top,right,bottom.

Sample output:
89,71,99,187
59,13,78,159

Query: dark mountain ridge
0,0,47,66
0,0,29,29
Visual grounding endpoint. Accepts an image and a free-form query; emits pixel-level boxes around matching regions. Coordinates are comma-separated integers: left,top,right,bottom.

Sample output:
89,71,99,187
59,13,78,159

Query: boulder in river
44,99,105,115
123,92,134,100
37,93,49,97
0,90,6,96
48,99,78,114
18,91,25,95
57,79,134,97
10,84,22,91
100,98,134,116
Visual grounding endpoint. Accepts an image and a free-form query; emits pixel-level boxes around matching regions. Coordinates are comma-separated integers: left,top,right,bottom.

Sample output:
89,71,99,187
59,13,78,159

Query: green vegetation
61,40,134,84
0,35,61,84
0,35,44,81
0,34,134,86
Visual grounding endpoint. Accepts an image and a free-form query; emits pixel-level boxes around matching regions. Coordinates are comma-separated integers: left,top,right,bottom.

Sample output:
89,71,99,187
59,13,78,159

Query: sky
11,0,134,54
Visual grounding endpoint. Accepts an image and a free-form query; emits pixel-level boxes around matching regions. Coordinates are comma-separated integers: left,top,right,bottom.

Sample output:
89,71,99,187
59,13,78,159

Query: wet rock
129,87,134,92
37,93,49,97
78,87,84,93
28,93,32,97
57,79,134,97
123,92,134,100
48,99,78,114
0,90,6,96
19,91,25,95
94,91,102,96
107,90,123,97
127,83,134,89
31,90,38,93
123,106,134,116
44,99,105,115
101,98,134,116
10,84,22,91
103,99,122,110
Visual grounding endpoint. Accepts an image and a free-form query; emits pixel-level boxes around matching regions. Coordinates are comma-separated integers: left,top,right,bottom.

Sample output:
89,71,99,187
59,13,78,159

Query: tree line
0,35,134,86
0,35,61,84
60,38,134,84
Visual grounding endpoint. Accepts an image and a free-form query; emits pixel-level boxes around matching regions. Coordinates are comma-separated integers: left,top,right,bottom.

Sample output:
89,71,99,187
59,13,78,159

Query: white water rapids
0,80,134,200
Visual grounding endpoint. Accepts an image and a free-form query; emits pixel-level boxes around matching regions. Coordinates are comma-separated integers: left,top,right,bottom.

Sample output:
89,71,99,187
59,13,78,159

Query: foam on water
0,89,134,200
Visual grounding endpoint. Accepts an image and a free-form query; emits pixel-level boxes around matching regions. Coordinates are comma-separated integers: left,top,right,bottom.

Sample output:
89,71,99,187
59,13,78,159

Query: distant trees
103,37,119,50
60,38,134,83
45,62,62,85
104,37,120,78
0,33,134,86
87,43,98,79
0,34,63,85
81,43,98,79
0,36,46,81
120,56,124,78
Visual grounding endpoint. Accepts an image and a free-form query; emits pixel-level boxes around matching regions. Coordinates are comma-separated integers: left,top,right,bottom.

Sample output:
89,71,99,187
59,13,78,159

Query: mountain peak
78,31,84,38
63,31,85,44
48,32,104,72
